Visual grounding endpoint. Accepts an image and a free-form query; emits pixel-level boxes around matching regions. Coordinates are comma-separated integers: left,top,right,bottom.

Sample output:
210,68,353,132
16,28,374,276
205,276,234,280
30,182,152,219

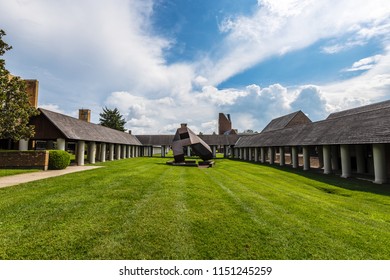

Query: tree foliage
99,107,126,132
0,29,39,141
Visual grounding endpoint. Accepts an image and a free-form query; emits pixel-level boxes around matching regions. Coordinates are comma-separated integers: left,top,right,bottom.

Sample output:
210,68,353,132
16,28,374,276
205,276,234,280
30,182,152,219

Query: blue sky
1,0,390,134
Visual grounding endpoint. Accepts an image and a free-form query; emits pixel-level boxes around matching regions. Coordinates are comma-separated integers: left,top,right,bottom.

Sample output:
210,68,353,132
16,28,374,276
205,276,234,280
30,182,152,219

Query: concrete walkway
0,165,103,189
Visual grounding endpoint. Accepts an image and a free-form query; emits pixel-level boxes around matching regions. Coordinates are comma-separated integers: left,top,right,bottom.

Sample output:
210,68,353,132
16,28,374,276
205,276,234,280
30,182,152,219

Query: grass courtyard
0,157,389,260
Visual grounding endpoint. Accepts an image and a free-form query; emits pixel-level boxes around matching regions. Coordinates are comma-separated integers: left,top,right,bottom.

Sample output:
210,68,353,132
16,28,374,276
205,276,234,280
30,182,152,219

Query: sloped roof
199,134,240,146
135,134,239,146
135,135,174,146
262,110,311,132
236,100,390,147
36,108,142,145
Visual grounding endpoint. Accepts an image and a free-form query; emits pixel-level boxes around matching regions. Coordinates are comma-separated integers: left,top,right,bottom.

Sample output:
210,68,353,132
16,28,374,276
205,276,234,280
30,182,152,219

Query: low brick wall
0,151,49,170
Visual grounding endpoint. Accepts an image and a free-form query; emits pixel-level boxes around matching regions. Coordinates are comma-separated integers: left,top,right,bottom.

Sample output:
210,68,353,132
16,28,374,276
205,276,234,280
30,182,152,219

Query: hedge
48,150,71,170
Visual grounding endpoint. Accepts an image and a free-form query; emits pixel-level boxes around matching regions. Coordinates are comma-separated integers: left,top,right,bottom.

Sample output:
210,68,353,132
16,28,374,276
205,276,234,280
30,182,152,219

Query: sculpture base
166,160,215,168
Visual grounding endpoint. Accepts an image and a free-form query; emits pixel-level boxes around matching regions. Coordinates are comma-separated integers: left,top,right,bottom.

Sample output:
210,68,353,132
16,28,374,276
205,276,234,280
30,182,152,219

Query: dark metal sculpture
169,123,213,166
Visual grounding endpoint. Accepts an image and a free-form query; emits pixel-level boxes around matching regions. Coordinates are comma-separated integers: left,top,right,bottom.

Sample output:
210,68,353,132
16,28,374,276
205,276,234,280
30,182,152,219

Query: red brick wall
0,151,49,170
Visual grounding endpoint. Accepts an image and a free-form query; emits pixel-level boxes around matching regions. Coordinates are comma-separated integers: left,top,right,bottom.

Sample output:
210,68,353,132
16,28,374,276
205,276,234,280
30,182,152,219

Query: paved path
0,165,103,189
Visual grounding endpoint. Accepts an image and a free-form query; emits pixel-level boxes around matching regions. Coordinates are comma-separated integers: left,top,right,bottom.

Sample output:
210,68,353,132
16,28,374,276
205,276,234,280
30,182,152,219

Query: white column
303,146,310,171
260,147,266,163
355,145,365,174
291,146,299,168
121,145,127,159
279,147,285,166
130,146,134,158
109,144,115,161
100,143,106,162
212,146,217,158
160,145,164,157
248,148,252,161
269,147,275,164
254,148,258,162
340,144,351,178
77,141,85,166
18,139,29,151
56,138,66,151
116,144,121,160
323,145,332,174
224,146,229,158
88,141,96,164
127,145,131,158
373,143,387,184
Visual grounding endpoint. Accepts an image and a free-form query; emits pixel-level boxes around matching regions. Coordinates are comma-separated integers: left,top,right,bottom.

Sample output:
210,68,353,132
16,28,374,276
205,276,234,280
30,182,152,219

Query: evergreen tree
0,29,39,143
99,107,126,132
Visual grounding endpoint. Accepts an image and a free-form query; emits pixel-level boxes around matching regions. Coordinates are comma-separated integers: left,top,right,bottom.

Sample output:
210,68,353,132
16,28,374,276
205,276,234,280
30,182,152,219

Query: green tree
99,107,126,132
0,29,39,144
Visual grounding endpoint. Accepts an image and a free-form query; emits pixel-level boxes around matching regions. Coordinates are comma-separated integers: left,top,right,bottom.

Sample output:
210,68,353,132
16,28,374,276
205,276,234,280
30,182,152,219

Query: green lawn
0,157,389,260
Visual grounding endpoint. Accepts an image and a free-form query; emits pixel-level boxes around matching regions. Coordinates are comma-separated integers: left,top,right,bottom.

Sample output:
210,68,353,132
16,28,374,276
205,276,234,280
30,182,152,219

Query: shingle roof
38,108,142,145
135,134,239,146
199,134,240,145
236,100,390,147
262,110,311,132
135,135,174,146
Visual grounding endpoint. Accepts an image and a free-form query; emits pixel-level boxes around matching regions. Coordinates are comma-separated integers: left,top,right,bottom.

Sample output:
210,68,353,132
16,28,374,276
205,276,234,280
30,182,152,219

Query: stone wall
0,151,49,170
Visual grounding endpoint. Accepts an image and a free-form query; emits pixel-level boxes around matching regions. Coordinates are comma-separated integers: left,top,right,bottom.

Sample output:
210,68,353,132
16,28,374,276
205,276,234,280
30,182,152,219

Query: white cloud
105,90,219,134
195,86,249,106
344,55,383,72
321,40,365,54
1,0,390,135
321,50,390,111
217,83,291,131
205,0,390,85
290,86,327,120
322,20,390,54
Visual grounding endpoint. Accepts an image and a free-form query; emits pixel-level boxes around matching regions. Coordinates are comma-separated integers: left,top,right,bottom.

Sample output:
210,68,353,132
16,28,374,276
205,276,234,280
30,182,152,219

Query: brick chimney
24,79,39,108
79,109,91,122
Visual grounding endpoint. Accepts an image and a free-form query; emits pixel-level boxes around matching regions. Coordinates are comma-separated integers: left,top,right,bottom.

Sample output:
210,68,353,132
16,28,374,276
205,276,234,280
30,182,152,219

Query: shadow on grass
232,159,390,197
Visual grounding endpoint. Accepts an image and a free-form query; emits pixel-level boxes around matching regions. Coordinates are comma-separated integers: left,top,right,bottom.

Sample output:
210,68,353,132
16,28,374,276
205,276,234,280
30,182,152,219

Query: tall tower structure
218,113,232,135
24,79,39,108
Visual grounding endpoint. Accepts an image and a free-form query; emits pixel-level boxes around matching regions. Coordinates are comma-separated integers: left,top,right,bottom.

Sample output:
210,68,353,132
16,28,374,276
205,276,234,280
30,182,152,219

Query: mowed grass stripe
210,161,390,259
0,157,389,259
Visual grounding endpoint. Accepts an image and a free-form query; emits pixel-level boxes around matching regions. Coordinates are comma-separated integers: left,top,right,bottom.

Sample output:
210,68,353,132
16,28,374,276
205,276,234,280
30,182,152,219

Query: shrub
48,150,71,170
